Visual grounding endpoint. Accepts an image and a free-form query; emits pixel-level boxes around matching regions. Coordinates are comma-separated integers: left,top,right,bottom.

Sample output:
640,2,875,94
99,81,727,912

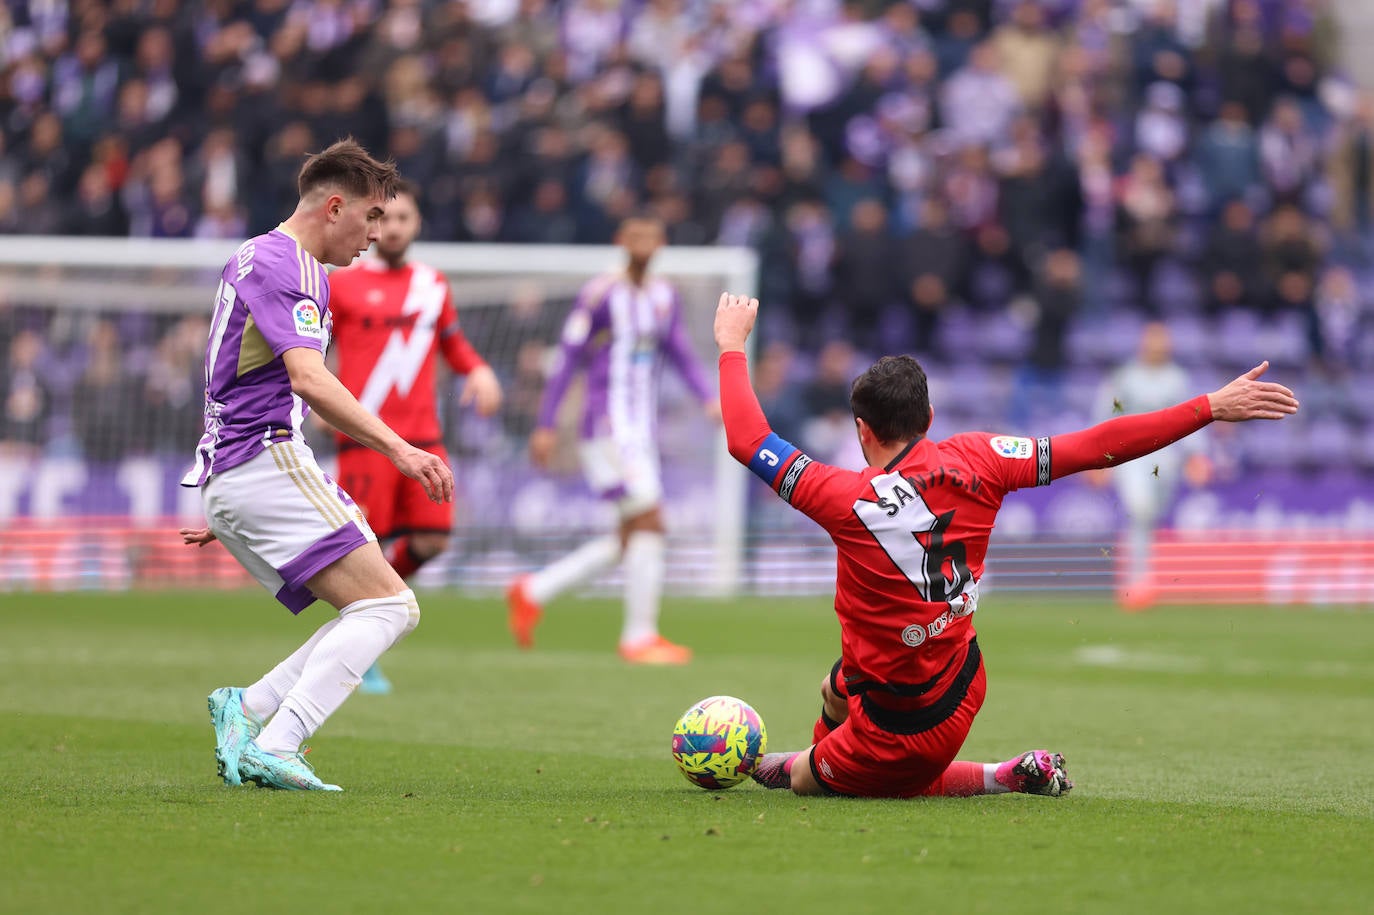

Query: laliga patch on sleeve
989,435,1034,459
293,300,323,338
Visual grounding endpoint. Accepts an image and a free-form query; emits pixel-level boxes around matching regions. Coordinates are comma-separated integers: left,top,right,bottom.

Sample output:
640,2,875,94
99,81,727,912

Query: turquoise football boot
238,740,342,791
359,663,392,695
207,686,262,787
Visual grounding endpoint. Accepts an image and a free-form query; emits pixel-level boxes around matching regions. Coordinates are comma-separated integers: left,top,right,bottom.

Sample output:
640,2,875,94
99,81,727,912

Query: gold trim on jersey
278,223,323,301
269,442,349,528
236,315,276,377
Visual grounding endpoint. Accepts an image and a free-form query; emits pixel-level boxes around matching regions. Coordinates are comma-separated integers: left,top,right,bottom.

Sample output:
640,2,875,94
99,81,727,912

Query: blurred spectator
506,178,578,243
17,173,63,235
994,114,1083,261
1311,266,1369,371
1260,204,1322,320
802,338,862,465
1327,92,1374,238
1134,81,1189,165
753,341,807,444
619,72,672,171
1194,101,1261,211
72,321,142,464
1,330,50,454
1210,0,1273,121
65,163,130,236
940,41,1021,147
142,317,208,454
1131,0,1194,98
781,199,837,341
831,198,898,347
1010,248,1082,424
990,0,1061,112
897,197,968,352
1115,153,1176,314
1259,96,1321,206
1199,199,1264,315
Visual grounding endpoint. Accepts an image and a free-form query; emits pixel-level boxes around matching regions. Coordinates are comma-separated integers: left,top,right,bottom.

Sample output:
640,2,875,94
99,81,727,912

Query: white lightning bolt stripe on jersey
356,265,447,415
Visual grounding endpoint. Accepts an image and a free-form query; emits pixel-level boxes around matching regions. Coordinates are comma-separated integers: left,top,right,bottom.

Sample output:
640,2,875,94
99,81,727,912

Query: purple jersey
537,273,712,442
181,228,332,487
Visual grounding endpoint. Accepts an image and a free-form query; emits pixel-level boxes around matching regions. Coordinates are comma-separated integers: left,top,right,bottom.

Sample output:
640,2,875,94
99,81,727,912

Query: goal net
0,236,755,596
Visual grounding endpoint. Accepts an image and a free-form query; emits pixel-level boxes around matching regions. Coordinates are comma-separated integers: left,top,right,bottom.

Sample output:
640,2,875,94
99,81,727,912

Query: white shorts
202,440,376,612
578,436,662,519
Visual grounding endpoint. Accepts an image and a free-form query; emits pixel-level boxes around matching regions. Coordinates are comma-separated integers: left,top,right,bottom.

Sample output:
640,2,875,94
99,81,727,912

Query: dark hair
849,355,931,444
297,137,400,201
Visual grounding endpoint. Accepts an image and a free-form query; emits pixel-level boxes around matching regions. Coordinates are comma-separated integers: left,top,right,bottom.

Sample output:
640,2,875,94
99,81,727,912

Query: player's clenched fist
714,292,759,355
393,446,454,503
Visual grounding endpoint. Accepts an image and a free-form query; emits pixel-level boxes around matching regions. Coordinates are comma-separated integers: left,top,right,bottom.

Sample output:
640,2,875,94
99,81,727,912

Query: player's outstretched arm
1206,361,1300,421
282,347,453,503
1045,361,1298,482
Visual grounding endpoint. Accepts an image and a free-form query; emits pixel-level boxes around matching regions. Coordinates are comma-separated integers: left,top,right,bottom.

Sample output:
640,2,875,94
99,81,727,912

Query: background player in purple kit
178,139,452,791
506,215,717,664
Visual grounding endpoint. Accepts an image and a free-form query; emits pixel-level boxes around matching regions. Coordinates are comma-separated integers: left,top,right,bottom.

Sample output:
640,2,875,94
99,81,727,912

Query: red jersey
329,259,486,446
720,351,1211,713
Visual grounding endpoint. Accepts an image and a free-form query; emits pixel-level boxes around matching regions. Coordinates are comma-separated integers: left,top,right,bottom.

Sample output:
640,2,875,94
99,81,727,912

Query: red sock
386,538,427,581
812,709,840,744
917,761,987,797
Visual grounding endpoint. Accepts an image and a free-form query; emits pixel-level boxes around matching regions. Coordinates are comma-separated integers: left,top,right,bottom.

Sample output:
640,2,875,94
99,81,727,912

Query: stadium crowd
1,0,1372,474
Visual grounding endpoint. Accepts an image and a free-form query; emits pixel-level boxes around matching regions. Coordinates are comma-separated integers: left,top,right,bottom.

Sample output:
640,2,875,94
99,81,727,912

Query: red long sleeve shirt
720,350,1211,706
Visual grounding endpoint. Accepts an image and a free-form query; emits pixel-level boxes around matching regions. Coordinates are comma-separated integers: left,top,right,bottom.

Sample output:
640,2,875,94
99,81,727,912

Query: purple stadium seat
1066,312,1144,366
1236,417,1305,470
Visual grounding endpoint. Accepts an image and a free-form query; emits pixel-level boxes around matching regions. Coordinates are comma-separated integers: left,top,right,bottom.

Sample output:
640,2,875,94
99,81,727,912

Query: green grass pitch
2,589,1372,914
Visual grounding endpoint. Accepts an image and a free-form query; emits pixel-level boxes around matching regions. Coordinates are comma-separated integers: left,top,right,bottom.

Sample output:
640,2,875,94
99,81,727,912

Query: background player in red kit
713,293,1299,799
329,179,503,693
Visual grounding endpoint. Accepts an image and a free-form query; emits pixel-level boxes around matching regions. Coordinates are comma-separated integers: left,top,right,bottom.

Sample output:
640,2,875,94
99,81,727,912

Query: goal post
0,235,757,597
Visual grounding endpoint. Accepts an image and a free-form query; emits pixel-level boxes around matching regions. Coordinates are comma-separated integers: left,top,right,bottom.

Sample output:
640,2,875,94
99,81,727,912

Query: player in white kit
506,216,718,663
178,140,452,790
1092,322,1210,608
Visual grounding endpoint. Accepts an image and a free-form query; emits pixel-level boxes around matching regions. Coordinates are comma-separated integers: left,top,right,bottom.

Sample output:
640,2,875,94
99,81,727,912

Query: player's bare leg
617,505,690,665
242,544,419,789
362,531,449,694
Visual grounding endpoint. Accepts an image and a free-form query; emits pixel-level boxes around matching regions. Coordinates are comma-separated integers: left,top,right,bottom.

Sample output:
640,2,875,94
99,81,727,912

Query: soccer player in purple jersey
506,216,718,664
178,139,453,791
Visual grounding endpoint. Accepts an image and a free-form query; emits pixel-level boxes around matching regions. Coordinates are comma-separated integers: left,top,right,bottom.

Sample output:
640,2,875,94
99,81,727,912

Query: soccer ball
671,695,767,790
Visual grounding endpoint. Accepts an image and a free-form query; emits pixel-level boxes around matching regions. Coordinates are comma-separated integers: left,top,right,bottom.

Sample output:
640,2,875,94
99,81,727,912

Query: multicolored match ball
671,695,768,790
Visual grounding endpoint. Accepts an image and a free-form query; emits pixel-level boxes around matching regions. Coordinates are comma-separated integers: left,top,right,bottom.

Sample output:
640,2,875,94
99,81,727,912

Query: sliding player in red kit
713,293,1298,798
329,179,502,693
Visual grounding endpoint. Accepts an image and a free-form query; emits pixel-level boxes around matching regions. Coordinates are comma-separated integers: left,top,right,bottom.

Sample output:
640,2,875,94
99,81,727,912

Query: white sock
526,534,621,605
983,763,1011,794
255,591,416,756
243,618,341,722
620,530,665,646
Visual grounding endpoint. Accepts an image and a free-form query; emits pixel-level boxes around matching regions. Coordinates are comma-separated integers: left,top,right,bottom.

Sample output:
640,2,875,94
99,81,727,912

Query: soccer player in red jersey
714,293,1298,798
329,179,503,692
